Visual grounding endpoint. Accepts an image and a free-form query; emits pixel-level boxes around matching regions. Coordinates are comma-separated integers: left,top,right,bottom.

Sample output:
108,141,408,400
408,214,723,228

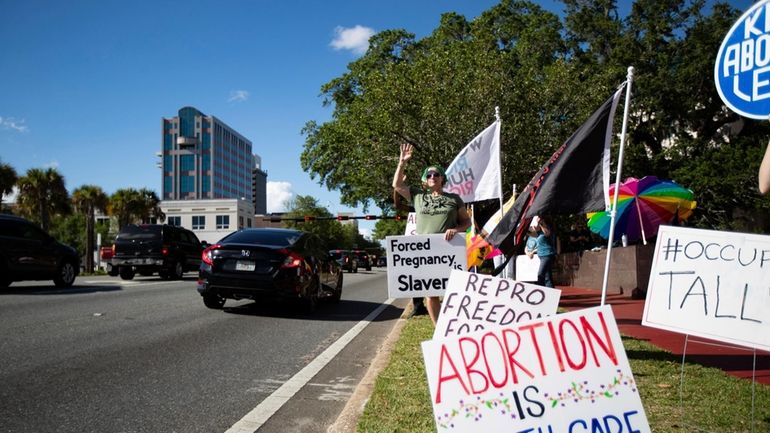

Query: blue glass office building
162,107,257,206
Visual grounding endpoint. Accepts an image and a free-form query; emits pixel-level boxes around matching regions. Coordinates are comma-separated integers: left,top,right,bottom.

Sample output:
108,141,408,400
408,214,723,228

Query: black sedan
197,228,342,312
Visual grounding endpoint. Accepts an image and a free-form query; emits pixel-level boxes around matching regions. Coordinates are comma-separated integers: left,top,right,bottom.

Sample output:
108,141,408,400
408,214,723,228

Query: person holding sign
393,142,471,325
533,216,556,288
761,120,770,195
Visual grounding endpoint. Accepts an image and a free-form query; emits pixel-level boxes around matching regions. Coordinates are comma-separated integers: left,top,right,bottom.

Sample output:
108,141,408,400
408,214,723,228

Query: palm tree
108,188,141,230
16,167,70,231
72,185,109,273
138,188,165,223
0,161,18,212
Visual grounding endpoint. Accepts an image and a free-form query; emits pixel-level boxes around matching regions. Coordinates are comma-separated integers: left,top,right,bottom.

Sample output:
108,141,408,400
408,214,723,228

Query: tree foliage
16,167,71,231
108,188,165,230
302,0,770,233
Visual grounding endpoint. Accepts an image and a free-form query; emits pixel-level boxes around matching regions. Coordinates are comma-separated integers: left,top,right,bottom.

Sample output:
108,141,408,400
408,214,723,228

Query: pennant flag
443,121,501,203
482,87,625,258
465,227,500,268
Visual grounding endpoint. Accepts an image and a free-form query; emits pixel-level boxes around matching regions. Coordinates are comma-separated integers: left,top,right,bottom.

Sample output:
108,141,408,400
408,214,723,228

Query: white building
160,198,254,244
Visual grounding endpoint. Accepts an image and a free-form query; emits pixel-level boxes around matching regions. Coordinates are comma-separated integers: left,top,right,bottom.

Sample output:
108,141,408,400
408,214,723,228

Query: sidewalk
558,286,770,386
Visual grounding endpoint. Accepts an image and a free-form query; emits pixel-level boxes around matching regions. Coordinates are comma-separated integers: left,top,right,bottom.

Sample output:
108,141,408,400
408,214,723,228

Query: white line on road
224,298,396,433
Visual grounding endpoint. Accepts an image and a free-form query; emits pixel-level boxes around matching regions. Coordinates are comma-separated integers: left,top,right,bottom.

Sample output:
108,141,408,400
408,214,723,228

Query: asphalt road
0,268,403,433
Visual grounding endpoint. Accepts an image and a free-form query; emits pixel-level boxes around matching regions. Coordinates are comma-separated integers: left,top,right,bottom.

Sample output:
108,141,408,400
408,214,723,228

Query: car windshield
221,229,300,247
118,225,162,240
329,251,343,259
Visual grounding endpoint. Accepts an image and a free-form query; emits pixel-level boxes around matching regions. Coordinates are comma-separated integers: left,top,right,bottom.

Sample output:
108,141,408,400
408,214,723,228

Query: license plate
235,260,255,271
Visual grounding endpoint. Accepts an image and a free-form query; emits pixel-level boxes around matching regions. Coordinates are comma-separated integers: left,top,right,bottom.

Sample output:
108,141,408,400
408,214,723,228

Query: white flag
443,121,501,203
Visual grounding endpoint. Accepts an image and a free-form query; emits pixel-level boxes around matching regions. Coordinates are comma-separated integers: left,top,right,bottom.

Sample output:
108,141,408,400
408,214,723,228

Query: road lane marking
224,298,396,433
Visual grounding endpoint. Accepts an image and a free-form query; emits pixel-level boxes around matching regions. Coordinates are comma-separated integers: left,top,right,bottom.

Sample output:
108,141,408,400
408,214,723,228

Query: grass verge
358,316,770,433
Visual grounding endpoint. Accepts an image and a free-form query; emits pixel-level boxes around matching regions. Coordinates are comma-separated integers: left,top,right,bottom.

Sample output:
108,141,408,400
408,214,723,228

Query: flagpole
600,66,634,306
495,106,507,277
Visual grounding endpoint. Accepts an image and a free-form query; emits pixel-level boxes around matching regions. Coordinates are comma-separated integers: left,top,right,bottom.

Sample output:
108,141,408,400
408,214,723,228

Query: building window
167,216,181,226
181,176,195,193
164,176,172,194
239,216,244,228
216,215,230,229
192,215,205,230
247,218,252,228
180,155,195,171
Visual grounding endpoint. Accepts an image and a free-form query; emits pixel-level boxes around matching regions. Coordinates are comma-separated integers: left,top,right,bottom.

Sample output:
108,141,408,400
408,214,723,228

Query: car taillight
202,244,220,265
162,245,170,256
111,244,116,255
280,249,303,269
344,256,349,263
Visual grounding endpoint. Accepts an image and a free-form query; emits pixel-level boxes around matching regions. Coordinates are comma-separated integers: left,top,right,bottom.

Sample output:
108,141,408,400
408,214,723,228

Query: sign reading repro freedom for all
386,234,466,299
433,270,561,339
422,305,651,432
715,0,770,119
643,225,770,351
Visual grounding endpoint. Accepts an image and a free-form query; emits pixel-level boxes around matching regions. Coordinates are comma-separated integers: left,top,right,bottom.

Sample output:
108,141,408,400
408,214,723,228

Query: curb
326,303,413,433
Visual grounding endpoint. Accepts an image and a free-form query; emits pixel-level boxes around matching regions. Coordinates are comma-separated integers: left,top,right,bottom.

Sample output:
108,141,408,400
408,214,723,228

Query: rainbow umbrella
587,176,696,244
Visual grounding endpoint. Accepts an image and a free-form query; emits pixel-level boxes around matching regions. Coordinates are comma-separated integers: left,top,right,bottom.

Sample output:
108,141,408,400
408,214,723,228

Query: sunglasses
425,171,442,179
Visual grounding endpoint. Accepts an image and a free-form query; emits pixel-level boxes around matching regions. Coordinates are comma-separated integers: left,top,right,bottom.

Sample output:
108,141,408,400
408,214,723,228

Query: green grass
358,316,770,433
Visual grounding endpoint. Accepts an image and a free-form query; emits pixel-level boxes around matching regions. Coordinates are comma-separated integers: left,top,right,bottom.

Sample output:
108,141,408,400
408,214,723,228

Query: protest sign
422,305,650,433
642,225,770,351
515,254,541,282
386,234,466,298
433,270,561,339
714,0,770,119
404,212,417,236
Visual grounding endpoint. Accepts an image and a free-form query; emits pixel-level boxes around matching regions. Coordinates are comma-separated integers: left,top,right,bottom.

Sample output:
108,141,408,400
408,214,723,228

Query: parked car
376,256,387,267
197,228,342,312
111,224,204,280
352,249,372,271
0,214,80,288
329,249,358,273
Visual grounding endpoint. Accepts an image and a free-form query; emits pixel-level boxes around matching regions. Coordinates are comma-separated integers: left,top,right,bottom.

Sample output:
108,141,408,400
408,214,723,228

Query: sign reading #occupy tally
422,305,650,433
433,270,561,339
386,234,466,298
715,0,770,119
643,226,770,351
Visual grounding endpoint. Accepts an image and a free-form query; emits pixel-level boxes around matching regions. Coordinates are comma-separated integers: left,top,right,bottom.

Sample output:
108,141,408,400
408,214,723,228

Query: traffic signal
337,215,350,221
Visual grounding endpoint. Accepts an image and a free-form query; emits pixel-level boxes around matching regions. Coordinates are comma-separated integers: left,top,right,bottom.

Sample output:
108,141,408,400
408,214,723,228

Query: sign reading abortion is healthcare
643,226,770,351
422,305,650,433
386,234,466,299
715,0,770,119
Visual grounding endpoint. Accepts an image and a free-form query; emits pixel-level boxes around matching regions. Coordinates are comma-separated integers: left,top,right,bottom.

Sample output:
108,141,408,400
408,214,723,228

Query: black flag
486,86,625,258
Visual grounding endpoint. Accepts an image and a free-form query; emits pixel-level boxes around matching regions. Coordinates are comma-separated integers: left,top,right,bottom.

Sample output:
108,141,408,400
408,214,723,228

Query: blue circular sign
715,0,770,119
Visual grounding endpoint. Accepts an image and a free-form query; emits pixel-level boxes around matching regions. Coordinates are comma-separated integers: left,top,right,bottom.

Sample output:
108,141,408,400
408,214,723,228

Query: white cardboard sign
386,234,466,298
515,254,541,282
642,225,770,351
433,270,561,339
422,305,650,433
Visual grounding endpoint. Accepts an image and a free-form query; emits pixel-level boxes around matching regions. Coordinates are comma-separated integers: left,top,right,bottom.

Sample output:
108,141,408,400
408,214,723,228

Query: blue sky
0,0,755,238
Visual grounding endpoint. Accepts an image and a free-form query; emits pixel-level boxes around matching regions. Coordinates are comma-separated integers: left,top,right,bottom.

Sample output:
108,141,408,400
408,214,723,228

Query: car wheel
202,293,226,309
353,264,358,273
172,260,184,280
54,261,77,288
119,267,135,280
107,263,119,277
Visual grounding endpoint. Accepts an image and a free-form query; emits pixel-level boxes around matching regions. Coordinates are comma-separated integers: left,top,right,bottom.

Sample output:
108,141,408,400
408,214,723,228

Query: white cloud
0,116,29,132
330,25,375,55
266,181,294,213
228,90,249,102
44,161,60,169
